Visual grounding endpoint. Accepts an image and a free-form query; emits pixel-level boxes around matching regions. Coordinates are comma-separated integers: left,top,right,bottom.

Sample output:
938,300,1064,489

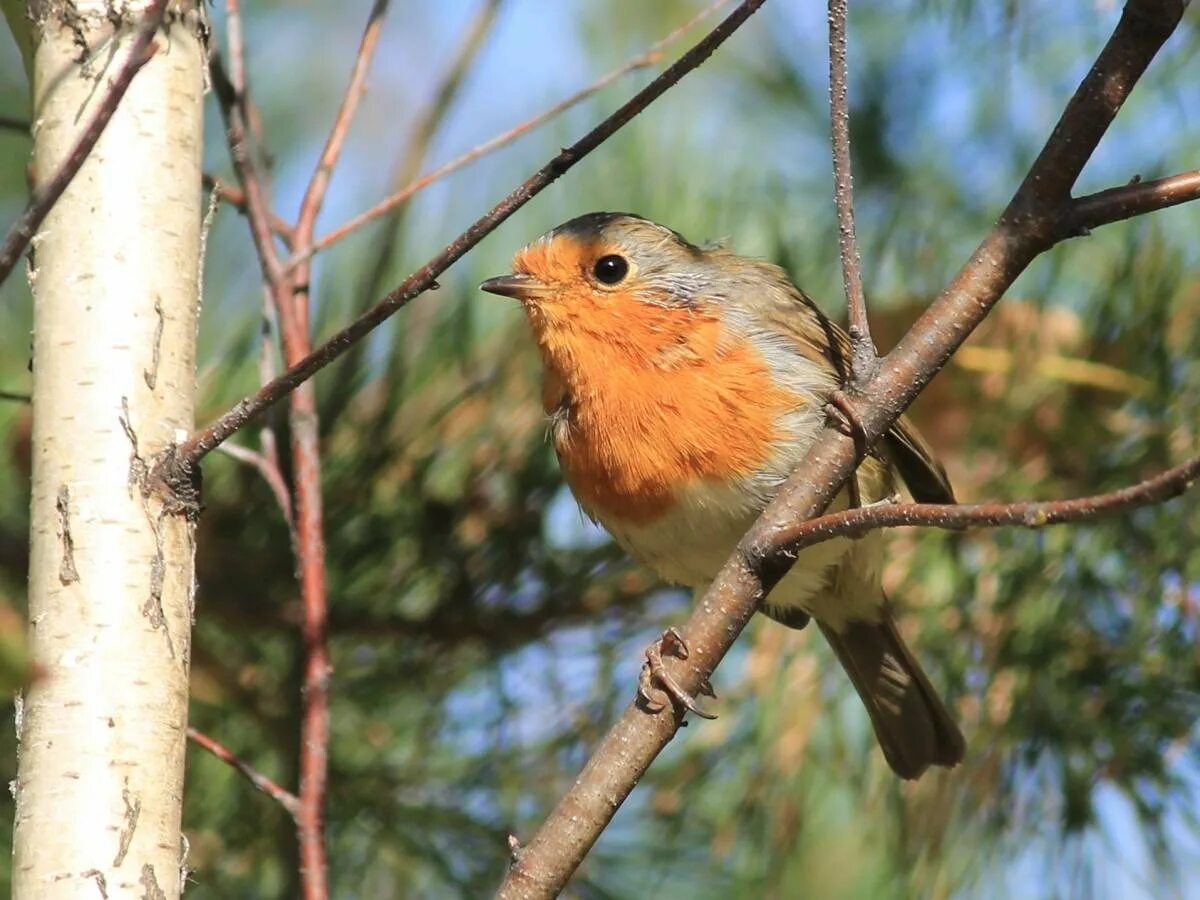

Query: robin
481,212,965,779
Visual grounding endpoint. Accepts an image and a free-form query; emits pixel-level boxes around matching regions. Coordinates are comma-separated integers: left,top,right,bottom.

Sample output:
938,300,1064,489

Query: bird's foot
824,389,869,454
637,627,717,720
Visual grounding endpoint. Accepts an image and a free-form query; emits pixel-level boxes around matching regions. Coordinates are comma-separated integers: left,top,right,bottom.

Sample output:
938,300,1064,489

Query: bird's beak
479,273,545,300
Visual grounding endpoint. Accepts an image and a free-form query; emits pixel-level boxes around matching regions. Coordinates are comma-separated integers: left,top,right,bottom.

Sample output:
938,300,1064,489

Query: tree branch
295,0,733,266
757,456,1200,563
1063,167,1200,236
826,0,876,384
203,173,296,248
494,2,1188,896
187,726,299,818
165,0,769,474
0,0,167,289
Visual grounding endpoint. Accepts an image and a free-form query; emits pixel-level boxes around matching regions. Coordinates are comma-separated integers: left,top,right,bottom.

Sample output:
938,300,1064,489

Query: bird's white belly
595,474,883,629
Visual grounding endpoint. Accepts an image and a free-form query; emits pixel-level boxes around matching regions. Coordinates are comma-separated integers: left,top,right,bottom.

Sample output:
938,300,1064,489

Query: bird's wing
756,272,956,505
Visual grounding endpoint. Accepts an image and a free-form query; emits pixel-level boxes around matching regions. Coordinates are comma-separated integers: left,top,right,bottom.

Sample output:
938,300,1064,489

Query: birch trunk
13,2,205,896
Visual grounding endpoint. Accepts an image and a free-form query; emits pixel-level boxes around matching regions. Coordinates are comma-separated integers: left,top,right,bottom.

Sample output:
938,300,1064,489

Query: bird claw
637,627,717,719
824,389,869,450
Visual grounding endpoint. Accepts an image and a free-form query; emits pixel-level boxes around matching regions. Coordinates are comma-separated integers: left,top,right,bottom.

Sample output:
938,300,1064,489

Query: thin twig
187,726,299,817
826,0,876,384
495,3,1188,896
756,456,1200,563
0,0,167,289
1064,168,1200,236
0,388,31,403
0,116,30,133
216,442,294,528
327,0,505,413
203,173,296,248
292,0,391,331
350,0,503,321
210,54,286,289
293,0,733,266
168,0,770,472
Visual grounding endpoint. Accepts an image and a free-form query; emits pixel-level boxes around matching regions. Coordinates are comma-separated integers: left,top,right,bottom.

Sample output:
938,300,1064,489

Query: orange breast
540,312,800,525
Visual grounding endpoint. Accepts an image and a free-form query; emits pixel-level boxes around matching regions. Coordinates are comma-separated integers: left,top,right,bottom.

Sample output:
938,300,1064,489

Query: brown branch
0,0,167,289
758,456,1200,562
495,2,1188,896
826,0,876,384
187,726,299,818
203,173,296,248
294,0,731,267
1063,168,1200,236
168,0,769,472
0,116,30,133
0,388,31,403
210,53,286,289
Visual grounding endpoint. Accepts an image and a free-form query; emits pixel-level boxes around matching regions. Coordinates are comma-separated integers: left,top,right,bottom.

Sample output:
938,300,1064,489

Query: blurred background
1,0,1199,896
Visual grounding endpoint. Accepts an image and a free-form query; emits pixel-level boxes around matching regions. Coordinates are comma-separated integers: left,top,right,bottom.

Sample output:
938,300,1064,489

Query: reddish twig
495,3,1188,896
276,7,394,898
292,0,733,267
756,456,1200,562
167,0,770,473
187,726,299,817
289,388,330,900
826,0,876,384
0,0,167,289
291,0,390,334
326,0,504,406
203,173,296,248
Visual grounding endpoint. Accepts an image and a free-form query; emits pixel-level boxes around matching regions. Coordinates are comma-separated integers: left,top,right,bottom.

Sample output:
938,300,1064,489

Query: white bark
14,2,205,897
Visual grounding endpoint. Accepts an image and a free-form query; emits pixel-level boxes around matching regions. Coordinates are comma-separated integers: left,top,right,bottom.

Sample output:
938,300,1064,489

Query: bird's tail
819,611,965,780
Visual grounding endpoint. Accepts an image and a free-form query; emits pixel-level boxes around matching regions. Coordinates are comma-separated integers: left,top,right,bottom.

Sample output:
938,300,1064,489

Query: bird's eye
592,254,629,285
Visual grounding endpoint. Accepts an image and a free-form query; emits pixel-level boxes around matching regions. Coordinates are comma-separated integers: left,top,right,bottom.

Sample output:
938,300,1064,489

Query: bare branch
187,726,299,818
295,0,732,266
0,0,168,289
203,173,296,248
1064,168,1200,236
209,54,286,288
755,456,1200,563
826,0,876,384
293,0,390,264
168,0,770,472
0,388,31,404
495,2,1188,896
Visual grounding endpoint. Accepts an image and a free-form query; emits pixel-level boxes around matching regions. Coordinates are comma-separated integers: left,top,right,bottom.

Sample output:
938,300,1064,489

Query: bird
480,211,965,779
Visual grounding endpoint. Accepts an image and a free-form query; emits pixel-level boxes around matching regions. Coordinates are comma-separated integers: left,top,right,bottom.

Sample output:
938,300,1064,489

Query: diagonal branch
165,0,770,474
0,0,167,289
494,2,1188,896
826,0,877,384
187,726,299,818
